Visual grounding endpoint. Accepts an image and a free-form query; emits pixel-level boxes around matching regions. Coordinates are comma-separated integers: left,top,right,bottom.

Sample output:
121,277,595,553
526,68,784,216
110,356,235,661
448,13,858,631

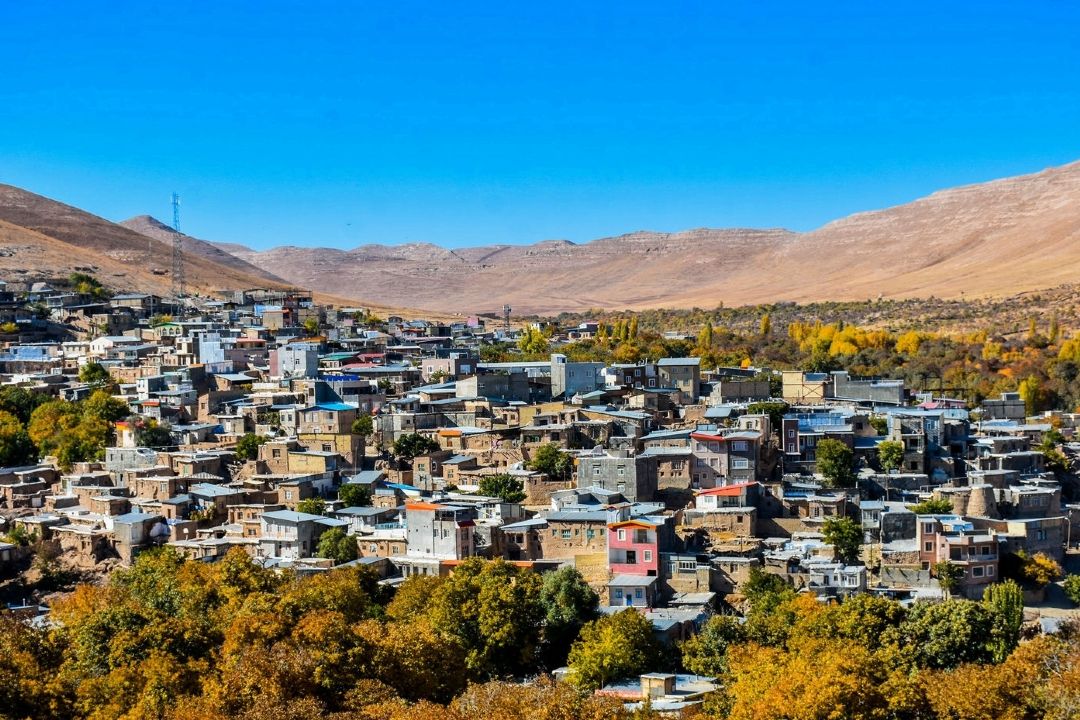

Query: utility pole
171,192,185,309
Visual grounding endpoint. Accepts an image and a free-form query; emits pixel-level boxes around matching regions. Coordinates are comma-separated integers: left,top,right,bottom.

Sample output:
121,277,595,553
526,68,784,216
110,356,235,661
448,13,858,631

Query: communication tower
170,193,185,304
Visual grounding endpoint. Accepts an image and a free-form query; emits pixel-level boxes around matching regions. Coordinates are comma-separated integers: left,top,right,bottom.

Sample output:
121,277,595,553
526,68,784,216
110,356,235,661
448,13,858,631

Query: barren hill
0,184,299,297
220,160,1080,314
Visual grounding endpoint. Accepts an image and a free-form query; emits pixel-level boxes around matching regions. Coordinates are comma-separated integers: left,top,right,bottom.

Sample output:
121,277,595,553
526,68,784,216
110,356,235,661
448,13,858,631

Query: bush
1063,574,1080,606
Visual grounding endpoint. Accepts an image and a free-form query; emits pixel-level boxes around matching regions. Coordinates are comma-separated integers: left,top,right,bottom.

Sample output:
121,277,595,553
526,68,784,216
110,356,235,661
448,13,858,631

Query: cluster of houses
1,281,1078,663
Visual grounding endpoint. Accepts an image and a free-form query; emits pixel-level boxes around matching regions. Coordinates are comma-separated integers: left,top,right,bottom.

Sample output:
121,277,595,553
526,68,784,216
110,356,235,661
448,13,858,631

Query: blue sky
1,2,1078,250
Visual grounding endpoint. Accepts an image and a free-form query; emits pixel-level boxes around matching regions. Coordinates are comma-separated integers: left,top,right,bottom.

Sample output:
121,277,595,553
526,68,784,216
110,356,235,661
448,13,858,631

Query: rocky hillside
220,159,1080,314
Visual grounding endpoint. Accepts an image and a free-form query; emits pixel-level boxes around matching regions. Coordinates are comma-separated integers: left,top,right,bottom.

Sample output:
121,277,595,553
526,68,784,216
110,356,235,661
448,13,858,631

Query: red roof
690,431,727,442
405,502,444,511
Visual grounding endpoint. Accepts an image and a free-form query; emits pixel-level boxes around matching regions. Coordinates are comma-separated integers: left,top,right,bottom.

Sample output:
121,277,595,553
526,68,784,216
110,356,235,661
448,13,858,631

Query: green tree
821,516,863,563
877,439,905,473
568,608,661,691
78,361,112,388
0,386,47,424
680,614,747,676
893,600,995,669
303,317,320,335
296,497,326,515
528,442,573,480
234,432,268,460
815,438,856,488
983,579,1024,662
933,560,963,599
338,482,371,507
426,558,545,678
134,418,173,448
82,389,130,423
628,316,639,340
315,527,358,563
908,497,954,514
351,413,374,438
392,432,440,460
537,566,599,668
1063,574,1080,605
477,473,526,503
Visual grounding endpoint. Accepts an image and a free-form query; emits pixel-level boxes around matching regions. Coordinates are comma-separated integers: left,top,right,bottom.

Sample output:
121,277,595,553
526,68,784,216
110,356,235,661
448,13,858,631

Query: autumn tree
0,409,36,466
568,608,661,691
79,361,112,388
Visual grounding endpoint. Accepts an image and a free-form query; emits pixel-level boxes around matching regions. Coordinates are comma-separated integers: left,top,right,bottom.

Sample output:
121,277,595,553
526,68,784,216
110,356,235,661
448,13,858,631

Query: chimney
641,673,676,699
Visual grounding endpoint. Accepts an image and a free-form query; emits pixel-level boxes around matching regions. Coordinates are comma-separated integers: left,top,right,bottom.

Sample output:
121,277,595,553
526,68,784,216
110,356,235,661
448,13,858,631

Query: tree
82,389,130,423
351,414,374,439
537,566,599,667
815,438,856,488
628,316,639,340
821,517,863,563
1063,574,1080,606
759,312,771,336
338,483,371,508
79,361,112,388
425,558,545,678
894,600,996,668
518,326,549,354
235,433,268,461
477,473,526,503
877,440,904,473
568,609,661,691
0,409,36,467
315,527,358,563
1021,552,1063,589
392,432,440,460
296,498,326,515
529,442,573,480
934,560,963,599
680,614,747,676
984,580,1024,662
134,418,173,448
303,317,320,336
908,497,954,514
0,386,47,424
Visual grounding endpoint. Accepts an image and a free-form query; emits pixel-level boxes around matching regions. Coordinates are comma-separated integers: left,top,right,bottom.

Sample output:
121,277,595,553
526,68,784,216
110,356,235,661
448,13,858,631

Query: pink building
608,518,664,577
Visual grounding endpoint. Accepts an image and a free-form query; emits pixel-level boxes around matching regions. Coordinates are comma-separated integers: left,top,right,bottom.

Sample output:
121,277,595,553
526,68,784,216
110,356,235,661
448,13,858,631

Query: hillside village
1,273,1079,717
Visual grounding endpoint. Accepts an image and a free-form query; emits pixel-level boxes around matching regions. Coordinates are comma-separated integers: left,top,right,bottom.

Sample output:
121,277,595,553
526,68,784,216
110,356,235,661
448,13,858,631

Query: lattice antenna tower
171,192,185,303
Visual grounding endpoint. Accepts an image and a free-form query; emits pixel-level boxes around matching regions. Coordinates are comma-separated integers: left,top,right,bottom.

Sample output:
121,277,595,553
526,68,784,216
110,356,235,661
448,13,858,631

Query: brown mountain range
3,159,1080,316
213,159,1080,314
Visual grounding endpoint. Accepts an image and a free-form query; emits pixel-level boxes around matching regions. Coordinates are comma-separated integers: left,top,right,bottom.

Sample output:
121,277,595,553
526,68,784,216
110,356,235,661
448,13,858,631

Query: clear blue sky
1,2,1078,250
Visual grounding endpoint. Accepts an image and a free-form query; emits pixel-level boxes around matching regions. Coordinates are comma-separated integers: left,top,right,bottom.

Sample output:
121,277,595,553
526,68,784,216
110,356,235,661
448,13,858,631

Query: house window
924,542,934,552
635,589,643,599
987,565,995,576
272,449,281,458
594,467,601,475
732,441,748,451
972,566,984,577
285,491,293,500
614,588,623,599
731,459,749,470
923,523,935,534
644,550,652,562
561,529,571,540
678,560,695,572
618,529,626,541
1036,529,1047,541
626,550,637,564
